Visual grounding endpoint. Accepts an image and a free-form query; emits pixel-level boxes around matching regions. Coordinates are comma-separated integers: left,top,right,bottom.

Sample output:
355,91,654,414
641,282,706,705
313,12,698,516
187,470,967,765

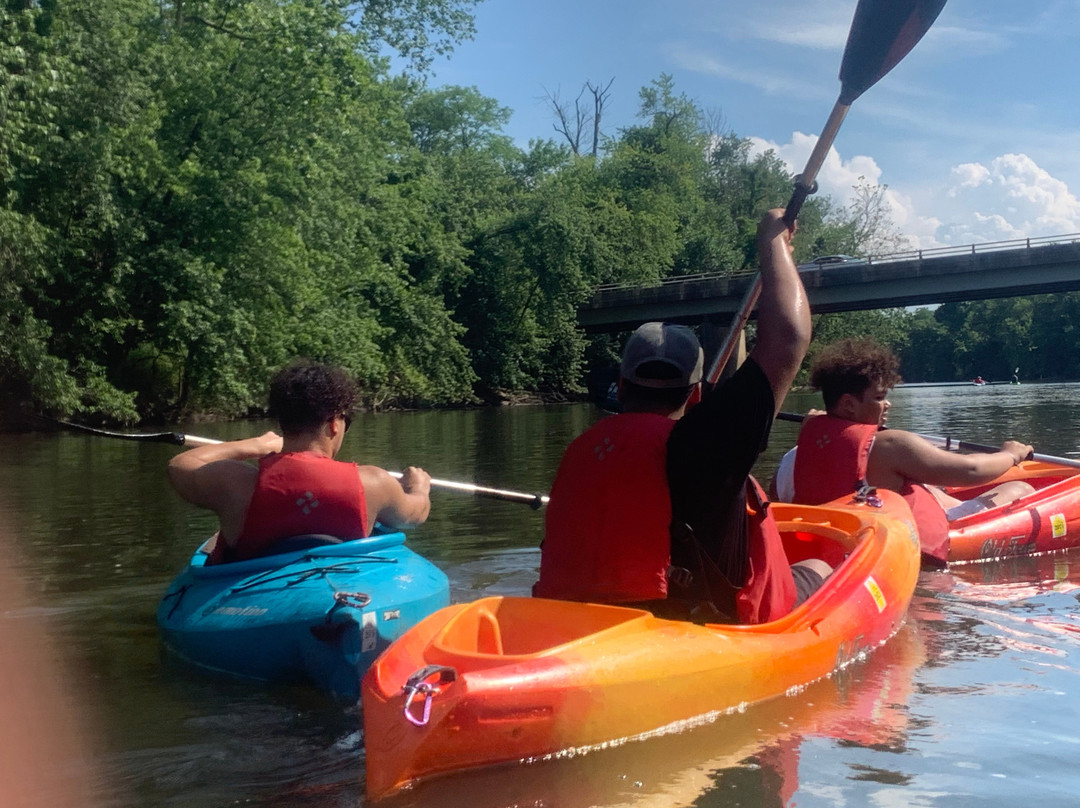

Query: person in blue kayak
536,209,829,624
168,360,431,563
786,338,1034,567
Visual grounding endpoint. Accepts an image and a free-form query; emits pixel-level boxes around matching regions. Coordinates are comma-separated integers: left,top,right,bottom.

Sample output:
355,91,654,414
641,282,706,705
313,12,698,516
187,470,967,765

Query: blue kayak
156,532,449,700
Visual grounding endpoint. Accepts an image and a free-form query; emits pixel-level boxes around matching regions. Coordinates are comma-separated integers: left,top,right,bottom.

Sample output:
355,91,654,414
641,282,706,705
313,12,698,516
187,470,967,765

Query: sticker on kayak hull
864,577,887,613
1052,513,1067,539
362,611,378,652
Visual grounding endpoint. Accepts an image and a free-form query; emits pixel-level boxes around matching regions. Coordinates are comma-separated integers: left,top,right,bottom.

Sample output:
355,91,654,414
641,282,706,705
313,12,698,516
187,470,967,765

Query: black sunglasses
342,413,352,432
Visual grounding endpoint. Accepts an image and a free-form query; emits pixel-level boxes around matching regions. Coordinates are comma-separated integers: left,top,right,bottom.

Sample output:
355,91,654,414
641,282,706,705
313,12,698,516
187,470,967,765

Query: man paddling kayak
536,210,830,624
168,360,431,563
786,339,1034,566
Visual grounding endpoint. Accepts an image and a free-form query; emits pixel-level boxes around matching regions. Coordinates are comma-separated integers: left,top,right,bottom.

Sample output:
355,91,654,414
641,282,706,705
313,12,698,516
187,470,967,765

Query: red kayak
945,460,1080,563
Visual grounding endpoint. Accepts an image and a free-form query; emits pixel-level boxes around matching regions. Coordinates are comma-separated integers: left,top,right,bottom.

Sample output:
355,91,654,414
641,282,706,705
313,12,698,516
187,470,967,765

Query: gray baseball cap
620,322,704,389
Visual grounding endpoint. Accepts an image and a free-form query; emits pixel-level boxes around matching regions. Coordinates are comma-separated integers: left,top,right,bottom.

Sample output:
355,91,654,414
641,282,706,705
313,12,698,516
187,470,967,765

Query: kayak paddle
706,0,949,384
45,417,550,508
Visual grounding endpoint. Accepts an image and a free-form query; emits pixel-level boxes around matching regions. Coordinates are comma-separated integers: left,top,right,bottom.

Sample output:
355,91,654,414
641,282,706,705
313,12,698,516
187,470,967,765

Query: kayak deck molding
945,460,1080,563
361,491,921,800
156,531,449,700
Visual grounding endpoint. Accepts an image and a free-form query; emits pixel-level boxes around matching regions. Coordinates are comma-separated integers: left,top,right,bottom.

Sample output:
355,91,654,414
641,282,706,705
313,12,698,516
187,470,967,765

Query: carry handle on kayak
402,665,457,727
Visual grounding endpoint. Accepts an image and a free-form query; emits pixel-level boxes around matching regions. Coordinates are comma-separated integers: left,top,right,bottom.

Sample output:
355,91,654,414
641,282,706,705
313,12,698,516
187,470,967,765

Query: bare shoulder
357,464,395,489
874,429,930,453
872,427,963,481
170,458,257,506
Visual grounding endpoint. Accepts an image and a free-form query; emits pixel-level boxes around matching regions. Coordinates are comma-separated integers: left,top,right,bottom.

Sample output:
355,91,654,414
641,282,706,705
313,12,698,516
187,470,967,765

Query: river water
4,382,1080,807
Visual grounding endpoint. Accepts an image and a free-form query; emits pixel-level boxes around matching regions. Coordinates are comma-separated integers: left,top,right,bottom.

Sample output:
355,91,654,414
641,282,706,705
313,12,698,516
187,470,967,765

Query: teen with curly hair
168,360,431,564
789,338,1033,566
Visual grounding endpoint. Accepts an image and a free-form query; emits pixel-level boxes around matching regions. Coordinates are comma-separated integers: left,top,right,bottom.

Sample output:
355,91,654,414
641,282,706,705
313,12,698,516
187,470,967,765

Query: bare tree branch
585,78,614,158
544,85,588,155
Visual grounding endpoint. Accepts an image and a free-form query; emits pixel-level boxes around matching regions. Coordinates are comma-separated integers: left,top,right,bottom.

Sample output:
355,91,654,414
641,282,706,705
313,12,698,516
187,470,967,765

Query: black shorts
791,564,826,607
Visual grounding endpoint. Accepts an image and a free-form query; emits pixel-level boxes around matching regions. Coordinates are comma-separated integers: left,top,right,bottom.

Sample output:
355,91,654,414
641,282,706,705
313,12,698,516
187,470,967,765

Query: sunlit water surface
3,382,1080,807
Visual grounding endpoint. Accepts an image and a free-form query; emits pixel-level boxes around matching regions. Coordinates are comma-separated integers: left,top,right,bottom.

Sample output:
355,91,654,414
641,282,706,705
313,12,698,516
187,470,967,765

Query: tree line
3,0,1073,425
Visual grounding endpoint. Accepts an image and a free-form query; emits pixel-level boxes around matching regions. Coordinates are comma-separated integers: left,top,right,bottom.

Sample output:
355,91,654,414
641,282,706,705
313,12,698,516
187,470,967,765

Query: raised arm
748,209,813,414
869,430,1032,490
359,465,432,532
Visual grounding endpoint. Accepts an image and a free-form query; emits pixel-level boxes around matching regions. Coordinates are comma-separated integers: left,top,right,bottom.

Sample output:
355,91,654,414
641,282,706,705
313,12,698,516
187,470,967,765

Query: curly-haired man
168,360,430,563
790,338,1033,566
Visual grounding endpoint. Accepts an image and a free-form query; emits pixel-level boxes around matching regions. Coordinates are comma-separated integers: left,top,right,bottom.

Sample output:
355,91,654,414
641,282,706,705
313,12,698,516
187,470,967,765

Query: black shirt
666,357,776,585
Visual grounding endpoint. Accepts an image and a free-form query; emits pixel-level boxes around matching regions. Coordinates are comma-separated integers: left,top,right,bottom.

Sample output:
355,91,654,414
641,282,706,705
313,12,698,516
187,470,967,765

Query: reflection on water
2,383,1080,806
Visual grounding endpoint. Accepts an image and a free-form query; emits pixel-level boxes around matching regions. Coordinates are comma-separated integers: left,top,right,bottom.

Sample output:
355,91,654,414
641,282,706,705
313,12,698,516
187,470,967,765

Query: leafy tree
348,0,481,73
899,308,956,382
1,0,485,423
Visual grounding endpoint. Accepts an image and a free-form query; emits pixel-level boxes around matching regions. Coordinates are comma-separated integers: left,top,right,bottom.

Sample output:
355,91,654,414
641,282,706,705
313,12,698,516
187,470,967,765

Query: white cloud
664,45,824,99
940,153,1080,241
748,132,882,201
747,135,1080,251
747,133,920,250
743,20,852,51
948,163,990,194
699,0,855,51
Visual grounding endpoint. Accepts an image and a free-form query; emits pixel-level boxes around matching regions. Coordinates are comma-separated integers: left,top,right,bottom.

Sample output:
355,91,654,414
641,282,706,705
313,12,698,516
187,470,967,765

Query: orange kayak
361,490,921,800
946,460,1080,563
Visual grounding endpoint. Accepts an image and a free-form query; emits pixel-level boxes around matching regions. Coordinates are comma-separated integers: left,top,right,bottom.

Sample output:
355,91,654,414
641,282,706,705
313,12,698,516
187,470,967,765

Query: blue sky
422,0,1080,250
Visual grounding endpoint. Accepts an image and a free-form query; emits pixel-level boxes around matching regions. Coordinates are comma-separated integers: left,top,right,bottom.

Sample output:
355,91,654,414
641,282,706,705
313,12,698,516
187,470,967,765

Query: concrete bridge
579,233,1080,334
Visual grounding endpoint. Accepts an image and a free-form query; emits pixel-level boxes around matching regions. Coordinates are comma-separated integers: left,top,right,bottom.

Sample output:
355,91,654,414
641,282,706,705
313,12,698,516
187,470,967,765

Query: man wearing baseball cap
535,210,825,623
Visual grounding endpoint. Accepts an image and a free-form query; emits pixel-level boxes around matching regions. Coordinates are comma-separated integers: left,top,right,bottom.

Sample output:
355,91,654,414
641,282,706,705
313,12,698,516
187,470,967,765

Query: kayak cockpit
774,503,883,568
431,597,650,660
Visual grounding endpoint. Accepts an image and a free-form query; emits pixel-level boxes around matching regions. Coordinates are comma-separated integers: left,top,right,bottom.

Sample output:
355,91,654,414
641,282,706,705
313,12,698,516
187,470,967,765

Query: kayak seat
776,520,861,568
254,534,345,558
475,607,504,655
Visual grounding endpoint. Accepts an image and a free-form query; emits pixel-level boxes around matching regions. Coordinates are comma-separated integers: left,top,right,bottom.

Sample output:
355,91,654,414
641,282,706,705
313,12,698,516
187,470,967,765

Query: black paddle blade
839,0,948,105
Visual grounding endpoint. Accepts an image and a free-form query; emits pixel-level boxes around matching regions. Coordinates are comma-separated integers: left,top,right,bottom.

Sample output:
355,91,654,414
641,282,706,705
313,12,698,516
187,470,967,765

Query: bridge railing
592,232,1080,293
864,231,1080,264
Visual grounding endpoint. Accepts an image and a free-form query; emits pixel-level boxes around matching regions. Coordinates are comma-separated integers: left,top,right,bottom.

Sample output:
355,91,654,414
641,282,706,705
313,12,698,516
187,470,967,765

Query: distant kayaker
536,209,829,624
167,360,431,564
787,338,1034,566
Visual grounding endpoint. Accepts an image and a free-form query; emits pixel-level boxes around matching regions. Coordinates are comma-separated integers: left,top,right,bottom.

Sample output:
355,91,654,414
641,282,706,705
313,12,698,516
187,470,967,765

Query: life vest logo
864,576,887,613
1051,513,1067,539
296,491,320,515
593,436,614,461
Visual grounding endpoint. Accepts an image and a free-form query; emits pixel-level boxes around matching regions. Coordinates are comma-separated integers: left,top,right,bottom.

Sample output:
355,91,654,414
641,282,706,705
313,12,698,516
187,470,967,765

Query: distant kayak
946,460,1080,563
361,491,920,799
157,532,449,700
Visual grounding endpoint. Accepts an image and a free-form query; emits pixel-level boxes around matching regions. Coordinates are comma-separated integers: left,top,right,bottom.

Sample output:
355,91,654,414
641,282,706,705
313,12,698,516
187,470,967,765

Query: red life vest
793,415,876,505
737,477,797,624
215,452,368,563
535,412,675,603
794,414,949,566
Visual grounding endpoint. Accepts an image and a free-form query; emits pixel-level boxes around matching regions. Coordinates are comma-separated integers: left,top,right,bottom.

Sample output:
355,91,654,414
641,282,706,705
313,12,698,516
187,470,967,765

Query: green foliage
2,0,480,421
798,308,914,387
9,15,1049,425
812,294,1080,386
